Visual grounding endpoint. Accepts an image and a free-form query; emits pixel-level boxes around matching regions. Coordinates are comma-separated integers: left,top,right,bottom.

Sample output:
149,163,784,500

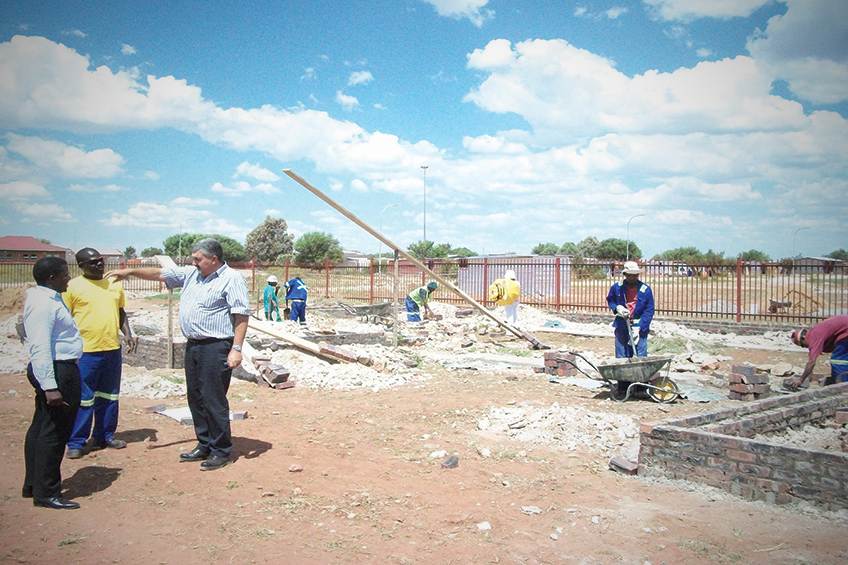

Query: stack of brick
318,341,359,363
251,354,295,390
728,363,770,400
535,351,578,377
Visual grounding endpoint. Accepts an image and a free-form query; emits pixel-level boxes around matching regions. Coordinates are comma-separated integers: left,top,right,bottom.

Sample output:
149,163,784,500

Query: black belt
187,337,233,344
55,359,79,365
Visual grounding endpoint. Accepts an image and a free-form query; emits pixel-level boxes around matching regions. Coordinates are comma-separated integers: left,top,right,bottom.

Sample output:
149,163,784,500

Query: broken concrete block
144,403,167,413
609,456,638,475
231,410,248,420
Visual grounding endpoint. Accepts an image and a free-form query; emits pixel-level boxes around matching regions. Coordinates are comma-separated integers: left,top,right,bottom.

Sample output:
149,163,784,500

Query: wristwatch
232,344,242,352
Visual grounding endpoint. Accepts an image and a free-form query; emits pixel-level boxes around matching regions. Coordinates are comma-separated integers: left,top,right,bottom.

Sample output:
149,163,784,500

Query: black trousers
24,361,81,499
184,339,233,458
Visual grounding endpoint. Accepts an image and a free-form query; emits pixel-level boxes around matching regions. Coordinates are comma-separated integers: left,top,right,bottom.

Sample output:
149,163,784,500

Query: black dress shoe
200,455,231,471
179,447,211,462
33,496,80,510
22,486,33,499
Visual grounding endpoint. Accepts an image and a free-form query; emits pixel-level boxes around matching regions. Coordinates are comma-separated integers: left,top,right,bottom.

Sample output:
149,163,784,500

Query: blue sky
1,0,846,259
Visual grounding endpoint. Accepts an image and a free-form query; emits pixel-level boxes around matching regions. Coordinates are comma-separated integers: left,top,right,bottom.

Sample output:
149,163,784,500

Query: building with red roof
0,236,72,262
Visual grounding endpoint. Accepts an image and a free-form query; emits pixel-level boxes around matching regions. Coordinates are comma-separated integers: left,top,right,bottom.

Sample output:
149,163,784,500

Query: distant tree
163,233,247,262
140,247,163,257
739,249,771,262
559,242,578,255
245,216,294,263
450,247,477,258
39,238,51,244
594,238,640,260
576,236,600,258
827,249,848,260
294,232,344,265
532,242,560,255
703,249,727,264
123,246,137,259
653,246,703,263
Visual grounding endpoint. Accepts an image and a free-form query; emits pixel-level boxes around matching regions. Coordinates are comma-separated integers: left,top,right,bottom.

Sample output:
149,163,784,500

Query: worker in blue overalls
606,260,654,359
406,281,438,322
284,277,309,326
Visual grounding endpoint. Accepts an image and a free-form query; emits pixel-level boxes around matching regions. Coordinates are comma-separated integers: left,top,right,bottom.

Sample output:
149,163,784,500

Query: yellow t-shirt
63,276,126,352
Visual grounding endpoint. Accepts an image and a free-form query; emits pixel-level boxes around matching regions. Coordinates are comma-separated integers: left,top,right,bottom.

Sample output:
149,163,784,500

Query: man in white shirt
22,256,84,509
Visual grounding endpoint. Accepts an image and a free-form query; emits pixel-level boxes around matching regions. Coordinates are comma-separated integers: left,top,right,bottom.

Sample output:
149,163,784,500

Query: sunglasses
81,257,105,265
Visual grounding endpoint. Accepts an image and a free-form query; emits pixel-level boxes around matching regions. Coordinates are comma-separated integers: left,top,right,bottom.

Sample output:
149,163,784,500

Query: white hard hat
504,270,516,280
267,275,278,284
622,261,642,275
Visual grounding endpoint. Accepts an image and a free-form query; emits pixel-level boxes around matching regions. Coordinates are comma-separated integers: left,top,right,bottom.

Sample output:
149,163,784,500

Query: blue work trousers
67,349,122,449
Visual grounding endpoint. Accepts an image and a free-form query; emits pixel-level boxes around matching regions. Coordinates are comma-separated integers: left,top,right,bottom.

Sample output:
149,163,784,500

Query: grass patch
159,373,185,385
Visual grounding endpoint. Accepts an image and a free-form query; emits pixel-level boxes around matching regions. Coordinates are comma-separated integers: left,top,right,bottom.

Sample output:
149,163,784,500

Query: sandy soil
1,295,847,564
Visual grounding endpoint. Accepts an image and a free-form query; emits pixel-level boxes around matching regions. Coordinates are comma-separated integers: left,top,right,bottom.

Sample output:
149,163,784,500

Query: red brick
609,456,638,475
274,380,296,390
836,410,848,425
727,449,757,463
730,383,753,393
732,364,757,377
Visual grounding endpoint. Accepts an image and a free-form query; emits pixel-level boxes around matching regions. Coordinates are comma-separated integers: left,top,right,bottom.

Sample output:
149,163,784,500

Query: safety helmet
504,270,516,280
267,275,278,284
622,261,642,275
427,281,438,290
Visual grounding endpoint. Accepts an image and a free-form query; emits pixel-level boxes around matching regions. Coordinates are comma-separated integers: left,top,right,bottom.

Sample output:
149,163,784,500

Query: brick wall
124,336,185,370
563,311,794,337
639,382,848,510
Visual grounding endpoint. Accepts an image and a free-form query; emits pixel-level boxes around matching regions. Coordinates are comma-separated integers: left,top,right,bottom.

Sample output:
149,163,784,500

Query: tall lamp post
378,203,400,275
793,227,810,259
420,165,428,243
626,214,645,260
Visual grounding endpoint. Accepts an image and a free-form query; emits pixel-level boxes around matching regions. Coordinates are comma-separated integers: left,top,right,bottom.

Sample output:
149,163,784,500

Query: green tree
163,234,247,262
39,238,51,244
140,247,163,257
450,246,477,258
244,216,294,262
739,249,771,262
653,246,703,263
532,242,560,255
594,238,640,260
559,242,578,255
294,232,344,265
123,246,137,259
826,249,848,260
576,236,600,258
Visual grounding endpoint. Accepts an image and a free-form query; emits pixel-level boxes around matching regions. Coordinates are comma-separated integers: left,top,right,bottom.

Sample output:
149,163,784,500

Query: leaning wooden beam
249,319,355,363
283,169,549,349
154,255,178,369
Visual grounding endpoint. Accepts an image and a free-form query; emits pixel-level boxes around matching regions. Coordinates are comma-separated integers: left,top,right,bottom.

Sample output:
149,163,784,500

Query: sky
0,0,846,260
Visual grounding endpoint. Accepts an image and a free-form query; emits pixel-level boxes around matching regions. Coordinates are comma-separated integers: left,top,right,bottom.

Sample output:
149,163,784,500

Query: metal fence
2,257,845,325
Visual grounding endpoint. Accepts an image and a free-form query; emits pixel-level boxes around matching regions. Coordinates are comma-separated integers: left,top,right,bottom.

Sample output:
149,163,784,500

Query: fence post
369,257,375,305
736,256,742,323
483,258,489,302
325,257,330,299
555,257,561,311
285,257,290,282
251,258,256,295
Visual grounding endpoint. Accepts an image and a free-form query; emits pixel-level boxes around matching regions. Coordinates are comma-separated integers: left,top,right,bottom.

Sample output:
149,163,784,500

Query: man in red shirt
786,315,848,391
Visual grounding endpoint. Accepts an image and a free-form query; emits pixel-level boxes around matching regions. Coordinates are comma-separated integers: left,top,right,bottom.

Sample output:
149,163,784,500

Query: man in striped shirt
107,239,250,471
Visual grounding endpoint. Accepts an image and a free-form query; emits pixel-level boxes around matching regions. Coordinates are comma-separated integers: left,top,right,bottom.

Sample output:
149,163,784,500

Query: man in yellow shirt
64,248,137,459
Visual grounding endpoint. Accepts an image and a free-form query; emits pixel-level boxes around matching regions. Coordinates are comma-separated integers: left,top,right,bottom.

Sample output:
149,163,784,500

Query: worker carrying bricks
489,270,521,325
606,260,655,358
786,315,848,391
406,281,437,321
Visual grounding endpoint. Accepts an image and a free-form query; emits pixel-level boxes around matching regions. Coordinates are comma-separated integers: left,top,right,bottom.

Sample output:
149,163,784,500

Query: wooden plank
248,319,352,362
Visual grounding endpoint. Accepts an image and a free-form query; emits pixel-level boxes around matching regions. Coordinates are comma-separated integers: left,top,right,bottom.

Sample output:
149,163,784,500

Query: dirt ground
1,294,847,564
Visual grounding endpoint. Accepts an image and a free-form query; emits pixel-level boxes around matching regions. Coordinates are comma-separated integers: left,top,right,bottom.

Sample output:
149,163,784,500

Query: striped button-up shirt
23,285,84,390
162,263,251,340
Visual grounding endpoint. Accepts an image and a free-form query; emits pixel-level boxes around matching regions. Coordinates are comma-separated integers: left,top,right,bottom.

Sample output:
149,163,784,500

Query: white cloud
462,134,528,154
68,183,124,192
605,7,628,19
121,44,136,55
17,202,76,223
62,29,87,38
350,178,368,192
465,39,807,144
211,180,280,196
643,0,771,22
233,161,280,182
747,0,848,104
335,90,359,110
5,133,124,178
301,67,316,80
143,170,160,180
696,48,713,58
103,200,213,228
348,71,374,86
422,0,494,27
0,180,50,201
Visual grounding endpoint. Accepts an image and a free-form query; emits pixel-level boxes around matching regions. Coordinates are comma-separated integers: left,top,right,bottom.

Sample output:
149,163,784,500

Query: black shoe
66,448,84,459
33,496,80,510
22,486,33,499
179,447,211,462
200,455,231,471
90,439,127,450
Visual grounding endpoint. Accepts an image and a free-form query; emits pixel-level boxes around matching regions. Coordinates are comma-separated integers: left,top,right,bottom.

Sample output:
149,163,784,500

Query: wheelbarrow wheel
647,377,679,403
609,381,629,402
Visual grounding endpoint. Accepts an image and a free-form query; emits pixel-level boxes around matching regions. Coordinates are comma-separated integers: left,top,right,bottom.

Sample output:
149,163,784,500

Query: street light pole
379,203,400,275
793,227,810,259
626,214,645,260
421,165,428,243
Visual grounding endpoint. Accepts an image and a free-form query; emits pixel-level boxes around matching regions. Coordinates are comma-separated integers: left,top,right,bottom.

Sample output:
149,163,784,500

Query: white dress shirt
23,285,83,390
